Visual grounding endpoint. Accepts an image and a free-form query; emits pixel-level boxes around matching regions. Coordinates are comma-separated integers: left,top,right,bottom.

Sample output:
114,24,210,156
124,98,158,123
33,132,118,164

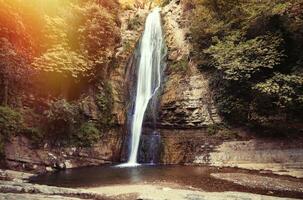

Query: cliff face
159,73,221,128
5,129,123,172
158,0,221,128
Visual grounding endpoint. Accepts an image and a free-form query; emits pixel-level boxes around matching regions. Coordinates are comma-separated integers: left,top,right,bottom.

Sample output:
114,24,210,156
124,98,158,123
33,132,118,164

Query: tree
205,32,284,81
76,1,120,78
33,1,121,81
191,0,303,130
0,38,32,106
254,73,303,109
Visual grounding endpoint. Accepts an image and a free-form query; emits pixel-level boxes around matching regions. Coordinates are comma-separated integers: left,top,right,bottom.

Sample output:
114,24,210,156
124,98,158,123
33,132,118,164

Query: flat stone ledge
211,173,303,193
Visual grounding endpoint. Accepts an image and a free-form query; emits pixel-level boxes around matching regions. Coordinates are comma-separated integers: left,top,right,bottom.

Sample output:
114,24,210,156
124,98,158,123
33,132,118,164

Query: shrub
46,99,105,147
170,59,188,72
96,82,114,126
205,32,284,81
73,122,100,147
206,124,220,135
0,106,23,137
0,106,24,156
46,99,79,144
23,127,45,145
254,73,303,109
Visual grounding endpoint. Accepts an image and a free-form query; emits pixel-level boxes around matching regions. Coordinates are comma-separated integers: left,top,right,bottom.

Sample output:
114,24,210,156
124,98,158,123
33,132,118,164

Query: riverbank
88,184,302,200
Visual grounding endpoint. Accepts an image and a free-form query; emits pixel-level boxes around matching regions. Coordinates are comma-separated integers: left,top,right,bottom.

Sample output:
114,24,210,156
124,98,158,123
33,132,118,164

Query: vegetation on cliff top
190,0,303,133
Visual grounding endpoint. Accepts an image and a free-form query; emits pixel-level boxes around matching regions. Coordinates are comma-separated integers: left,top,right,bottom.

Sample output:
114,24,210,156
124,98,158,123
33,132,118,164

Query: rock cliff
4,129,123,172
158,0,221,128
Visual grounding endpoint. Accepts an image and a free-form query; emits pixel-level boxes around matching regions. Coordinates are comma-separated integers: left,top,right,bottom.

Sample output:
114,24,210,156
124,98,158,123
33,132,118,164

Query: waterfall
121,8,165,167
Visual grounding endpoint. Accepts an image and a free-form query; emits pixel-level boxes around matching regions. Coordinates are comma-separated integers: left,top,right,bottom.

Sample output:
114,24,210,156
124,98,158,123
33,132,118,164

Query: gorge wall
2,0,303,179
158,0,221,128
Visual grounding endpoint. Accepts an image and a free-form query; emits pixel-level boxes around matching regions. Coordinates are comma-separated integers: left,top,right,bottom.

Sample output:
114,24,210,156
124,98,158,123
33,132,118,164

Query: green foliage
254,73,303,108
32,0,120,84
206,124,220,135
76,2,120,68
191,0,303,131
32,44,90,78
0,106,23,156
0,106,23,137
205,33,284,81
45,97,108,147
73,122,100,147
46,99,79,143
0,0,118,147
123,40,133,54
96,82,114,126
170,59,188,72
23,127,45,145
0,38,32,105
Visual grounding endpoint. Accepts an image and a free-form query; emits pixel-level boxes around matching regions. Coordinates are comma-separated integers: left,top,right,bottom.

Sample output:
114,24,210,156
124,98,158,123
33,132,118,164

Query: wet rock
139,132,162,164
64,160,73,169
45,167,53,172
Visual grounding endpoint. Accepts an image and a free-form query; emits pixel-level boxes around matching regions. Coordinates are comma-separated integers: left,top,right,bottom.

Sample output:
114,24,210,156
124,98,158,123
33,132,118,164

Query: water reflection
30,165,214,188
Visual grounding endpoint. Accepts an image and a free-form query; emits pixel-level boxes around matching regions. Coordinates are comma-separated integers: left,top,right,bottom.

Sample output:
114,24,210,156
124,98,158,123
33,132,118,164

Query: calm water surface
30,165,216,188
29,164,303,199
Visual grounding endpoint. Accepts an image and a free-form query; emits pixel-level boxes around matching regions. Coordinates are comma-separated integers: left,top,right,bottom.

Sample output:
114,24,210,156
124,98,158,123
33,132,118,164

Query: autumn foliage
0,0,121,104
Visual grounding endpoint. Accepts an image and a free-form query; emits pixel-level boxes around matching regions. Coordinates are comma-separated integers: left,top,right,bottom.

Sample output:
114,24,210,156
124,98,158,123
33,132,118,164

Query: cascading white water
120,8,164,167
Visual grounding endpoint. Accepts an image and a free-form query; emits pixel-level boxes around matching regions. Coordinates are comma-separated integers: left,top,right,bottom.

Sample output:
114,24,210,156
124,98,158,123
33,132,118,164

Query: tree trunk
61,78,71,100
